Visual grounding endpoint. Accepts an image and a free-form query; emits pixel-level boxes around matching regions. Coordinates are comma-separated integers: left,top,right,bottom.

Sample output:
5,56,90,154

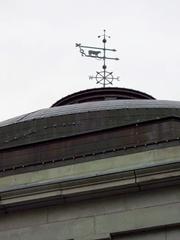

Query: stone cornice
0,145,180,209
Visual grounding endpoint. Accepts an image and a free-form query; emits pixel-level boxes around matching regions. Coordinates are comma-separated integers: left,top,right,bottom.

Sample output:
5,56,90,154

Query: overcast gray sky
0,0,180,121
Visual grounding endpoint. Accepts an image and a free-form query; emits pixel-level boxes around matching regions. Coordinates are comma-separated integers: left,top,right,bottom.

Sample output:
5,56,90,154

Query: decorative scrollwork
80,47,85,56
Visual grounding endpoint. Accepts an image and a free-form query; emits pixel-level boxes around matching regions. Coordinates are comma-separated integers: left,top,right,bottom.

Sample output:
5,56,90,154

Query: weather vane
76,30,120,87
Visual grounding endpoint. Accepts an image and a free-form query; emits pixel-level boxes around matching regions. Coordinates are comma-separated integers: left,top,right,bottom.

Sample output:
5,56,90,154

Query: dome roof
0,87,180,176
1,99,180,128
52,87,155,107
0,98,180,150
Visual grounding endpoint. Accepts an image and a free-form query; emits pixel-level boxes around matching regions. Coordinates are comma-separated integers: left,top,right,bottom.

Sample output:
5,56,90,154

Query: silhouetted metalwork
76,30,119,87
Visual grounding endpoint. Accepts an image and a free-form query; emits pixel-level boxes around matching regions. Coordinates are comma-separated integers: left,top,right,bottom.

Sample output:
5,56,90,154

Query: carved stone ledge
1,162,180,209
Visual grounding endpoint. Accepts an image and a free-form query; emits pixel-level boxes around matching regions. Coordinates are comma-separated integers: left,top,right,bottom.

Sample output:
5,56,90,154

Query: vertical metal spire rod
99,30,109,87
103,30,107,88
76,30,120,87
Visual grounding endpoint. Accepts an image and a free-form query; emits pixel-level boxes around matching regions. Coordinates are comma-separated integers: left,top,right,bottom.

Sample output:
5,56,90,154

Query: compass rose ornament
76,30,120,88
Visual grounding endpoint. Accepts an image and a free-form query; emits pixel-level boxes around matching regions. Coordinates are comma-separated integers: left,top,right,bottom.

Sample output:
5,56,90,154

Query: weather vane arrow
76,30,120,87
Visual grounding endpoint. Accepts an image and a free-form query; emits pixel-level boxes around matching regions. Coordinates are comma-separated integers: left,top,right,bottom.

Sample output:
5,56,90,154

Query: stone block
0,216,94,240
95,202,180,235
167,228,180,240
0,208,47,231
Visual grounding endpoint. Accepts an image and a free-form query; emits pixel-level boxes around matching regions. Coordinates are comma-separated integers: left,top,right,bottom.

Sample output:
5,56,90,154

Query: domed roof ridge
51,87,155,107
1,99,180,128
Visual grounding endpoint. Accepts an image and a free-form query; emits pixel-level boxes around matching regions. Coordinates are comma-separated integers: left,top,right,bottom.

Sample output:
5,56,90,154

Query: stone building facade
0,87,180,240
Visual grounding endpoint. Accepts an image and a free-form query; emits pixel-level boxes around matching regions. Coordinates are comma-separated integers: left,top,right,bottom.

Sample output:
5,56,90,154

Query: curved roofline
51,87,155,107
1,99,180,128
